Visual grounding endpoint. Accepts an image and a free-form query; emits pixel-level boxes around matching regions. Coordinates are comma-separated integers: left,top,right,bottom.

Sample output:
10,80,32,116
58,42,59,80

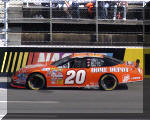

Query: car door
61,58,90,87
89,57,107,85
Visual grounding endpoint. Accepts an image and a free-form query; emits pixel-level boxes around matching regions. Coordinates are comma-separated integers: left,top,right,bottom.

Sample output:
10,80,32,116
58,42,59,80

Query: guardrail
6,32,144,46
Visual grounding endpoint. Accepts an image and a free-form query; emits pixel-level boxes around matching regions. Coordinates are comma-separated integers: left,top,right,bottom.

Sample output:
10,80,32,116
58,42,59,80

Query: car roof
70,53,105,58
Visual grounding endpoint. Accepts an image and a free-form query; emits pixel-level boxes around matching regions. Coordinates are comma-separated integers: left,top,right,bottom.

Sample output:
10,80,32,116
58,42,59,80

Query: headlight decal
17,73,28,78
16,73,28,84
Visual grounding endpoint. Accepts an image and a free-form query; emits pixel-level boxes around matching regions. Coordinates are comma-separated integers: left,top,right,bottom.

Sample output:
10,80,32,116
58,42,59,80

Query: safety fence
0,0,147,20
0,0,149,46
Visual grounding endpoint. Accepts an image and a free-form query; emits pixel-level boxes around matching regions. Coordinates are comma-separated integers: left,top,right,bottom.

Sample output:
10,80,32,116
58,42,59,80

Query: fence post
3,0,9,46
50,0,52,42
96,0,99,42
143,1,145,43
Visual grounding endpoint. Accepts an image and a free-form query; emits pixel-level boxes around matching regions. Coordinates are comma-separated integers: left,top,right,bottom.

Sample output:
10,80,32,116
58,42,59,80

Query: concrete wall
8,27,22,45
8,7,23,19
19,33,144,45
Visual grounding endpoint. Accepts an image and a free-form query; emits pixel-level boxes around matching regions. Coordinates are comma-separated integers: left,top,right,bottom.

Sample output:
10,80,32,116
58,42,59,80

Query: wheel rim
28,76,44,89
101,75,117,90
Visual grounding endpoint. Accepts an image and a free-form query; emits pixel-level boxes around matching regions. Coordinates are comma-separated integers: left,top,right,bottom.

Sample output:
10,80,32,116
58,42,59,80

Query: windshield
51,56,71,66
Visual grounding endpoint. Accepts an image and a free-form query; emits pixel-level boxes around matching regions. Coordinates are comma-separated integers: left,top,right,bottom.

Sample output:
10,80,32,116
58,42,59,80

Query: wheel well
27,72,47,87
99,73,119,84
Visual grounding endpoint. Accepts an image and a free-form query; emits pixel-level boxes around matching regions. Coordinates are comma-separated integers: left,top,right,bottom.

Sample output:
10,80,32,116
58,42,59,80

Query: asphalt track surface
0,78,144,119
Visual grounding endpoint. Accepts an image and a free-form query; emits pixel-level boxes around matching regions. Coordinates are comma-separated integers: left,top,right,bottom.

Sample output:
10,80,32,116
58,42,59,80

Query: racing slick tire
27,73,46,90
99,74,118,91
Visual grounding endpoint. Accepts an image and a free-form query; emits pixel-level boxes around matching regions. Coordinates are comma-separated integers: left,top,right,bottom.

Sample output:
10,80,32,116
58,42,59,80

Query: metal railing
0,0,149,46
3,0,146,20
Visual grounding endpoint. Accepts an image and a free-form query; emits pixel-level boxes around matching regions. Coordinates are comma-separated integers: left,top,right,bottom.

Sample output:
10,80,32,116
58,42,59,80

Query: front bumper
10,78,26,89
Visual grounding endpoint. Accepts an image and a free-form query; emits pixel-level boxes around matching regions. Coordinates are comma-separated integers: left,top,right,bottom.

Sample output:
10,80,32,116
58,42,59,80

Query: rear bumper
120,79,143,84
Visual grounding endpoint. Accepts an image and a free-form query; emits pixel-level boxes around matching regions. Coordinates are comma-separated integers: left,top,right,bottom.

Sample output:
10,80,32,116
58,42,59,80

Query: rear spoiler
125,59,140,68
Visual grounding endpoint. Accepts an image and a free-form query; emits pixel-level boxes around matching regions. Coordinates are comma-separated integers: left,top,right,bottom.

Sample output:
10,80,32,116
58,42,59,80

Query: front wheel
27,74,45,90
99,74,118,91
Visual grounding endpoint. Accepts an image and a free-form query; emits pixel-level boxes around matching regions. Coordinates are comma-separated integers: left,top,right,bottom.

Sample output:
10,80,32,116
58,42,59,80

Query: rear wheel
27,74,45,90
99,74,118,91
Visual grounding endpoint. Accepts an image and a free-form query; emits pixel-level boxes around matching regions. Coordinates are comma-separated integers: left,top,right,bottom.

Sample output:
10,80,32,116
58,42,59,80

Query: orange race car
10,53,143,90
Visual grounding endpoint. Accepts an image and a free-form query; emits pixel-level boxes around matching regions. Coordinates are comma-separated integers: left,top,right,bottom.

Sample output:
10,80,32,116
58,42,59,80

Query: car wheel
99,74,118,91
27,74,45,90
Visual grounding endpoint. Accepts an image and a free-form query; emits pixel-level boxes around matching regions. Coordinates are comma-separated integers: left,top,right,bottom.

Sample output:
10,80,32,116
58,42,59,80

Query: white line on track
0,89,7,91
0,115,5,120
0,101,59,104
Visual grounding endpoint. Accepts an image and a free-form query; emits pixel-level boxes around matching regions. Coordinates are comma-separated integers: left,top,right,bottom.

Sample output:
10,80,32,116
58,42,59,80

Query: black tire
27,73,45,90
99,74,118,91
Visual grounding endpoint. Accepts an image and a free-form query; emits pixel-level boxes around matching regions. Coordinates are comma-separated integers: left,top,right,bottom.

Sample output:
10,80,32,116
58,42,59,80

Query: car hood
24,64,47,69
18,64,56,73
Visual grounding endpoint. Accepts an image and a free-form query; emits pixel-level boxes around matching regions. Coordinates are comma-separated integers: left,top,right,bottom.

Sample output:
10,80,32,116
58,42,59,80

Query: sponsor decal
110,67,129,72
91,67,129,73
15,73,28,84
89,82,95,86
15,78,26,84
51,81,56,84
51,68,57,70
51,70,57,76
138,68,142,74
58,68,62,71
91,68,107,73
57,72,63,79
57,71,63,84
122,75,130,83
51,78,57,82
41,68,50,71
64,70,86,85
50,70,64,84
57,79,63,84
46,71,51,77
51,70,57,82
131,77,141,80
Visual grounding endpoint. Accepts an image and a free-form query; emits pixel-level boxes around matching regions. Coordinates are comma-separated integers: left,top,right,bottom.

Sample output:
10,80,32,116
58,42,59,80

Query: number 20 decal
65,70,86,84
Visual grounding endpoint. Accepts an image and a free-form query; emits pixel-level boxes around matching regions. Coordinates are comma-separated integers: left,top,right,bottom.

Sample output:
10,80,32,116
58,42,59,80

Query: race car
10,53,143,90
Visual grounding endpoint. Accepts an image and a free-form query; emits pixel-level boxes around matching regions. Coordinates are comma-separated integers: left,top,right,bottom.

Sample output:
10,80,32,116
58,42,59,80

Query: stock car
10,53,143,90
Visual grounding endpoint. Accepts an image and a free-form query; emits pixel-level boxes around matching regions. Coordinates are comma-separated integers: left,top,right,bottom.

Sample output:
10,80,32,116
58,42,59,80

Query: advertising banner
0,47,146,77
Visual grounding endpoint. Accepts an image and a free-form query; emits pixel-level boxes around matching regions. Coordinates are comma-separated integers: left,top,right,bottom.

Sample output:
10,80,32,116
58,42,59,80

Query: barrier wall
143,48,150,78
0,47,148,77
